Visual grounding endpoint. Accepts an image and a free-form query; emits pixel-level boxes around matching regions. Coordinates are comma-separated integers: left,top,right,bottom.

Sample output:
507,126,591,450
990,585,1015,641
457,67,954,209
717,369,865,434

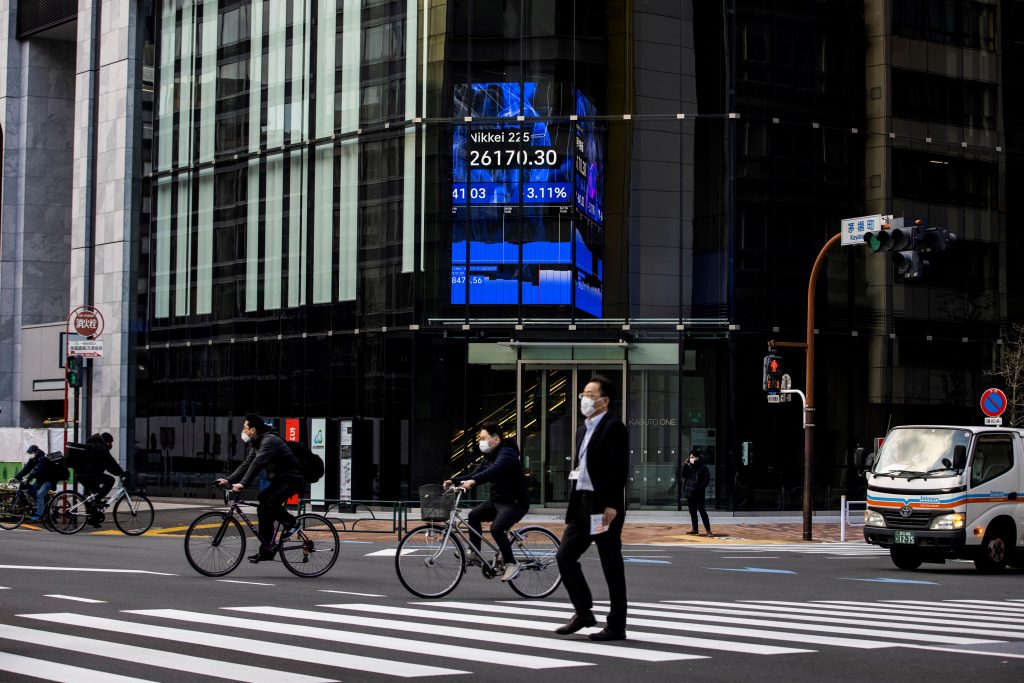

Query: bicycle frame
428,488,540,571
213,492,290,552
62,478,130,516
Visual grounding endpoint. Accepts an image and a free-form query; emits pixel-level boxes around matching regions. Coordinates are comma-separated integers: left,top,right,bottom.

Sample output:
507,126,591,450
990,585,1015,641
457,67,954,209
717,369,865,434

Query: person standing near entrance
682,449,712,536
554,375,629,641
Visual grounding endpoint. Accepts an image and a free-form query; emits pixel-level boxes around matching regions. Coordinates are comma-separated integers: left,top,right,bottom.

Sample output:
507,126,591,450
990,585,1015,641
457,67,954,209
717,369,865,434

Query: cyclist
77,432,126,527
445,421,529,581
214,414,303,563
11,445,46,521
20,447,67,522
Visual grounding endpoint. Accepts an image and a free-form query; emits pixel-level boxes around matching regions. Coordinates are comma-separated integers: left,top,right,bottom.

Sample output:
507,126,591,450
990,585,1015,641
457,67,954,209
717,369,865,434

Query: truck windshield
872,428,972,477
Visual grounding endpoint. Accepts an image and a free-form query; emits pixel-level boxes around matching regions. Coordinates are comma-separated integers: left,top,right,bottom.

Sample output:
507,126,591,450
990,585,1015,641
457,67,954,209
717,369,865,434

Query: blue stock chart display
451,82,605,317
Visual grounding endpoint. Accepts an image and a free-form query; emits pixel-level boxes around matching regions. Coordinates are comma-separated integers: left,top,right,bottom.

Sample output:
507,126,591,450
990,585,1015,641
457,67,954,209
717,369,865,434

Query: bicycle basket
418,484,455,521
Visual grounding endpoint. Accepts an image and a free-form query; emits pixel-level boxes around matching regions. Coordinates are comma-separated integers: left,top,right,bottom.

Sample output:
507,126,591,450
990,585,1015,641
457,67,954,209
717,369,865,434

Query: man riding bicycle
214,414,303,563
77,433,126,528
444,421,530,581
11,445,56,522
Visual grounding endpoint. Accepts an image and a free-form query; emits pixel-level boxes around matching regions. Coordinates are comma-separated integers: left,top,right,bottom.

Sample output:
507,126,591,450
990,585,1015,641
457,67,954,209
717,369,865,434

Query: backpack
288,441,324,484
45,452,71,481
64,442,87,470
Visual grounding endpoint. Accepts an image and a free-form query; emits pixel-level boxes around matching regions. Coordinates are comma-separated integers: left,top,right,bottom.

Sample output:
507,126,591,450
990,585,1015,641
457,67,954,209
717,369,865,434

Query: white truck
858,425,1024,571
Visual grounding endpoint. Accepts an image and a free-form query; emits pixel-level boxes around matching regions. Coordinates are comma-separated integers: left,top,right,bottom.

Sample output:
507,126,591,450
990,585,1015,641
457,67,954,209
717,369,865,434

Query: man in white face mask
554,375,629,641
444,422,530,581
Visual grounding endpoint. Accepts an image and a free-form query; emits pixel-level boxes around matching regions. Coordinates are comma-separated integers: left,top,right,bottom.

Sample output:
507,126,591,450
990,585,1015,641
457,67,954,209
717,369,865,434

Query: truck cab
861,425,1024,571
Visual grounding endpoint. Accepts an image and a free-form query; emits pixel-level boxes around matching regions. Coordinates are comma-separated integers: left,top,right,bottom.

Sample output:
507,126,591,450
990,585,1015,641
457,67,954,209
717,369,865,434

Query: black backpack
45,452,71,481
64,442,87,470
288,441,324,484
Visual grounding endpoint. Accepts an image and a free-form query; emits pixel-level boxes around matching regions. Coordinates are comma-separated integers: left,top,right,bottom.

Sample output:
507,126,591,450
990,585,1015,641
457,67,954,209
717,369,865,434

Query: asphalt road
1,504,1023,682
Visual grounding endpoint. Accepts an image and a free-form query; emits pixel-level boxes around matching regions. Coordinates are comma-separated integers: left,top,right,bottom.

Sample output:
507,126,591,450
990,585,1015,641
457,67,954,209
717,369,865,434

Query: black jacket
567,412,629,518
227,429,302,488
681,458,710,498
15,453,44,481
76,434,125,477
454,439,529,507
29,455,66,485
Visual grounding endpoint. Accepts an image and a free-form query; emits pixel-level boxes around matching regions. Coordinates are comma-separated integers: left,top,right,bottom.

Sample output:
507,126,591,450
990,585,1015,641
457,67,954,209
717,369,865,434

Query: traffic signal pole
774,232,842,541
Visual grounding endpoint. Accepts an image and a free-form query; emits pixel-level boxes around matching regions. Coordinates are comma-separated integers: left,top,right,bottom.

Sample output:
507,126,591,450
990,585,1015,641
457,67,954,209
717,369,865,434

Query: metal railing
840,495,866,542
299,499,408,538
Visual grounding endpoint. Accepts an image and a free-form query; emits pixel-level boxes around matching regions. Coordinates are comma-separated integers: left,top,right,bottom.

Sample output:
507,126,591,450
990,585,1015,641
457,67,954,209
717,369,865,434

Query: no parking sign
980,388,1007,426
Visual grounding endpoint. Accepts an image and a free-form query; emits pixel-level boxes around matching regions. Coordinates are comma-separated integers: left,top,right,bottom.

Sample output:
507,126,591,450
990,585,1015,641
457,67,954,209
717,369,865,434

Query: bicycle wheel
0,490,25,530
48,491,88,535
184,512,245,577
395,524,466,598
113,492,155,535
279,513,340,578
508,525,562,599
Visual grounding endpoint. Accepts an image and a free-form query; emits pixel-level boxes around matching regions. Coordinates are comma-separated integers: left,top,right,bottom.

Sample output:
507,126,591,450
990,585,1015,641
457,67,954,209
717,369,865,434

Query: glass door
519,362,625,507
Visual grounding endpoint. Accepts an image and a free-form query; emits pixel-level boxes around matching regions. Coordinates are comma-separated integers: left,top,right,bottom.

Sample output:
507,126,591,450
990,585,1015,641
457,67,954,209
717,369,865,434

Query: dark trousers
556,493,627,633
257,476,303,552
467,500,528,564
78,474,114,509
687,492,711,532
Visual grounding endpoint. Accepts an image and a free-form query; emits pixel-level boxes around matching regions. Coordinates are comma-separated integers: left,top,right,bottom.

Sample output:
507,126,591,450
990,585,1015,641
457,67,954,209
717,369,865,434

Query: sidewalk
149,497,860,544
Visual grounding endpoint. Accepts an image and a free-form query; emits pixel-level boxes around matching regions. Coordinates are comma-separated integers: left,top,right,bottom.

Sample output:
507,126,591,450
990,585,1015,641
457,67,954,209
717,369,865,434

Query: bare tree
987,323,1024,427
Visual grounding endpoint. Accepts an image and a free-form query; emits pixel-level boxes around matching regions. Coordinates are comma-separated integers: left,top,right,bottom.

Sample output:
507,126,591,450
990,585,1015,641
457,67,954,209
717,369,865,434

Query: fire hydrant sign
69,306,104,339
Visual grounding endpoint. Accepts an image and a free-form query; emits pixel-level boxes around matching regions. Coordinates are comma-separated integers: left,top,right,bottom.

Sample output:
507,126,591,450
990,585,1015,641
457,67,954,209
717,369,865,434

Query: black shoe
247,551,276,564
554,613,597,635
279,523,301,541
686,530,700,535
588,628,627,642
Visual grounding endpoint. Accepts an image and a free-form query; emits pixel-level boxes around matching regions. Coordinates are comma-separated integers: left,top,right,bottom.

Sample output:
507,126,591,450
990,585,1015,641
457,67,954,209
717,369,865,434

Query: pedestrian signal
763,353,783,394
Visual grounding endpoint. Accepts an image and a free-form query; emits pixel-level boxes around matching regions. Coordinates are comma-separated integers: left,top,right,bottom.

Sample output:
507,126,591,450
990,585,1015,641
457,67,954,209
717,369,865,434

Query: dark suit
556,411,629,633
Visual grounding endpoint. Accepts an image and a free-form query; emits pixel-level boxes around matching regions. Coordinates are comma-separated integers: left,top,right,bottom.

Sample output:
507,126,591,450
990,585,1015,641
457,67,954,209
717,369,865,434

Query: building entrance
518,362,626,507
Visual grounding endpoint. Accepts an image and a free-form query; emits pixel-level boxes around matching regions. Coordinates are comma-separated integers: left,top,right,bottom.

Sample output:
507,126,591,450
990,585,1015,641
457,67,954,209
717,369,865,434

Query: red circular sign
980,388,1007,418
69,307,104,339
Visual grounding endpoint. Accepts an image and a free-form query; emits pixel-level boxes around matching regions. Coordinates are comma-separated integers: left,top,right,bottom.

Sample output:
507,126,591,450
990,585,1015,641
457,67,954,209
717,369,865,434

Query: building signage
68,306,105,339
67,339,104,358
310,418,327,503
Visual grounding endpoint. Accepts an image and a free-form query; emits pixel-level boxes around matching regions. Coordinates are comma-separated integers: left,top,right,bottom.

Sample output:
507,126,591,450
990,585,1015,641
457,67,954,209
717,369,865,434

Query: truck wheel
890,547,922,570
974,529,1009,572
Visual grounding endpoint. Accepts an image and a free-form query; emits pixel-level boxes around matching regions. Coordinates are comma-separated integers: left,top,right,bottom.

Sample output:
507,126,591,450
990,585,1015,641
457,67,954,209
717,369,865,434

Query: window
970,437,1014,487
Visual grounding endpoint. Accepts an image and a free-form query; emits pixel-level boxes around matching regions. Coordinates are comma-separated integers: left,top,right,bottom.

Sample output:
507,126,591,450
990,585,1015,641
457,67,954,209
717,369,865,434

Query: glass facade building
96,0,1018,510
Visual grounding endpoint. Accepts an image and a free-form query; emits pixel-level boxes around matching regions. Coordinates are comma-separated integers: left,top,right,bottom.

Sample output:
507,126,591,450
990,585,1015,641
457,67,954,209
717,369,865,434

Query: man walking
554,375,629,641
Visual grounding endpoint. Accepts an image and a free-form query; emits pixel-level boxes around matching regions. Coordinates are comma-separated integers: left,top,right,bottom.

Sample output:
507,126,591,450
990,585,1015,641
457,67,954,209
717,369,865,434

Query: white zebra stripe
228,605,701,662
18,613,463,678
0,650,160,683
324,603,808,656
0,624,331,683
129,608,589,670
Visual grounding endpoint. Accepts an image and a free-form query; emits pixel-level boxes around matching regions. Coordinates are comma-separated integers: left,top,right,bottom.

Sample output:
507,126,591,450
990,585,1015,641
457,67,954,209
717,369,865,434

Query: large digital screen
451,83,605,317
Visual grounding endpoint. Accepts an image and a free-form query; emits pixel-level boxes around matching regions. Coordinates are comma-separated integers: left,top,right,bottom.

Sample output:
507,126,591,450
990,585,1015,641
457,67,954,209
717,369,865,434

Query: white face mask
240,431,251,444
580,396,600,417
478,439,493,454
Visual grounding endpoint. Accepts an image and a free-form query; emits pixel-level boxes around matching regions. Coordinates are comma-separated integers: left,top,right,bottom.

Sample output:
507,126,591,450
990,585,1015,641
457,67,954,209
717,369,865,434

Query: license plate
894,530,915,545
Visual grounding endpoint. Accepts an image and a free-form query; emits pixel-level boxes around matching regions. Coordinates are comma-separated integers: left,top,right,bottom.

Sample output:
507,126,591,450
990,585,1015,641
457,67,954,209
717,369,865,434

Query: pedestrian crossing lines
706,542,890,557
3,598,1024,681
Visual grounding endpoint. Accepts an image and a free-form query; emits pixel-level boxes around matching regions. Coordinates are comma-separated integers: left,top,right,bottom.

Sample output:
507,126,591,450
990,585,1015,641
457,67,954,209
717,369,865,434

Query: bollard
840,494,847,542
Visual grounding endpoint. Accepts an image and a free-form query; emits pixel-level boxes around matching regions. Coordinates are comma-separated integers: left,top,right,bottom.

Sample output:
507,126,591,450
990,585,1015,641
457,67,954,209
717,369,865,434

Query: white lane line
486,600,965,649
0,624,332,683
217,580,275,586
233,605,699,663
945,599,1024,609
0,587,9,590
328,603,807,656
20,612,464,678
808,600,1024,625
132,608,589,670
904,644,1024,660
879,599,1024,615
0,565,176,576
44,595,107,604
722,556,780,559
0,650,160,683
318,590,386,597
365,549,412,557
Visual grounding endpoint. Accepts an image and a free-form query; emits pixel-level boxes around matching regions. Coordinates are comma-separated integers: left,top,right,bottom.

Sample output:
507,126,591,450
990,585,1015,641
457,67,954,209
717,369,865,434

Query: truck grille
882,510,932,529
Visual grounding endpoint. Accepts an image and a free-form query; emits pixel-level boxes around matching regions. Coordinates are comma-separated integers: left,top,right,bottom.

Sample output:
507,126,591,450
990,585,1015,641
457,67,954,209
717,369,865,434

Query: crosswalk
2,598,1023,680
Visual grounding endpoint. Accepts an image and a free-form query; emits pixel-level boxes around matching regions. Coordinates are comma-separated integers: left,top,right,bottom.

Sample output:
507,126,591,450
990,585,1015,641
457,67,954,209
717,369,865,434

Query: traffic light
891,219,922,278
762,353,783,394
919,225,957,253
66,355,83,388
864,217,906,253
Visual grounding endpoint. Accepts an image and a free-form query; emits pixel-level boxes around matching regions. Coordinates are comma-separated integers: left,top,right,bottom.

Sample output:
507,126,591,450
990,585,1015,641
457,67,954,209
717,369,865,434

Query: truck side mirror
853,447,866,470
952,445,967,471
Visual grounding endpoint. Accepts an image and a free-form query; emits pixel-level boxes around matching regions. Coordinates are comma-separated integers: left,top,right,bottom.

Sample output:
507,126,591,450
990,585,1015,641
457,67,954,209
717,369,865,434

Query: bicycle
0,482,56,531
47,474,155,536
184,487,340,578
395,484,561,599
